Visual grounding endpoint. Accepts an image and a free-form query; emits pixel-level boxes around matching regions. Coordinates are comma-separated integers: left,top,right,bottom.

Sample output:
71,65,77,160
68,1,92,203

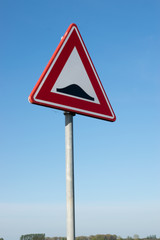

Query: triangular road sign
29,23,116,122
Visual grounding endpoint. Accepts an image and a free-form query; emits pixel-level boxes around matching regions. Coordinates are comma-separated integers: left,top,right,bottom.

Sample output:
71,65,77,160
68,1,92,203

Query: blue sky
0,1,160,240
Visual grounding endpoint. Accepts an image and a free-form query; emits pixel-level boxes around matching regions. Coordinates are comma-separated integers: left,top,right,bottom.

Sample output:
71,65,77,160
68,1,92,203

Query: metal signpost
29,23,116,240
64,112,75,240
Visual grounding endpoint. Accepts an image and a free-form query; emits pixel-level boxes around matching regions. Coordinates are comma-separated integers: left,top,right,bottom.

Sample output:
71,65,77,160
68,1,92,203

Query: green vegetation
45,235,160,240
20,234,45,240
0,234,159,240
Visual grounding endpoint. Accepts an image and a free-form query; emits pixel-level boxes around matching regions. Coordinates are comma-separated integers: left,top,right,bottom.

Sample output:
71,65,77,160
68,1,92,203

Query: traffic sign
29,23,116,121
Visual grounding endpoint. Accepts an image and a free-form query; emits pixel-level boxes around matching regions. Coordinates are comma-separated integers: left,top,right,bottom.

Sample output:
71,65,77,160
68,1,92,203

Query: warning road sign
29,23,116,121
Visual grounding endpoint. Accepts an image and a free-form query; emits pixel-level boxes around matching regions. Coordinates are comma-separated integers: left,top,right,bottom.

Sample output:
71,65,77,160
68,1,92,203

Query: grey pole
64,112,75,240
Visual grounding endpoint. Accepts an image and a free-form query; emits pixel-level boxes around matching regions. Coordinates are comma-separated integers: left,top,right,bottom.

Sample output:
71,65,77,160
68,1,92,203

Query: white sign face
51,47,100,104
